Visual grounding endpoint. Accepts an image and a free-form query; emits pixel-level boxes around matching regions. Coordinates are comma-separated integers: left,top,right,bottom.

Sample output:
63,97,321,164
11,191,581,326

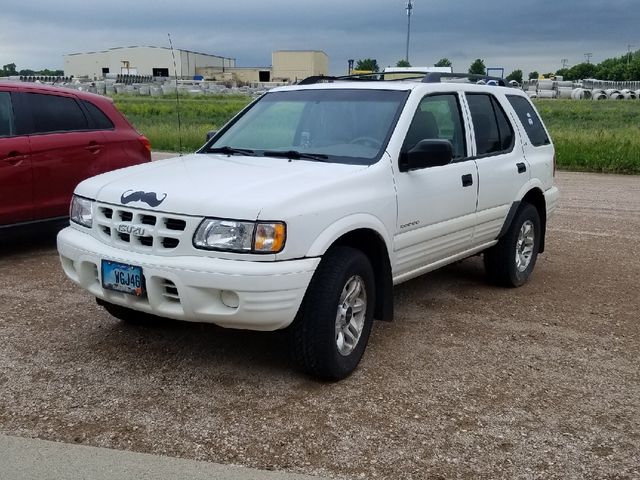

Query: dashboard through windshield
204,89,410,165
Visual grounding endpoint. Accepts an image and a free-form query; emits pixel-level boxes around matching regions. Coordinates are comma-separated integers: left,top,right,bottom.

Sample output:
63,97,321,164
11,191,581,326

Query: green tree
555,68,570,79
528,71,539,80
566,62,597,81
506,69,523,84
396,59,411,67
1,63,17,77
434,58,452,68
468,59,486,75
355,58,379,72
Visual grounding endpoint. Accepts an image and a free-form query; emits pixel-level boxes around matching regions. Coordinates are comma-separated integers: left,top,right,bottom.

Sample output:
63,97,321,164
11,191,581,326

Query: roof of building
65,46,235,61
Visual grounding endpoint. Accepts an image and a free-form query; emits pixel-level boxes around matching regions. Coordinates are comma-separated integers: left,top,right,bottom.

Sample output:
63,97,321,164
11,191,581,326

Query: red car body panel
0,81,151,227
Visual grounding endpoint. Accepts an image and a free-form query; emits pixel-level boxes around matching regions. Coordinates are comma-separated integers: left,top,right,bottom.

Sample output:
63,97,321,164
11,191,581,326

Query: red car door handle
1,151,26,166
85,143,103,153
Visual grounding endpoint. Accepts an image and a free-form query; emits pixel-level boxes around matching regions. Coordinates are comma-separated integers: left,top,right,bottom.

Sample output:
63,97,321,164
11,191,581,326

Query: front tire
484,203,541,287
291,246,375,380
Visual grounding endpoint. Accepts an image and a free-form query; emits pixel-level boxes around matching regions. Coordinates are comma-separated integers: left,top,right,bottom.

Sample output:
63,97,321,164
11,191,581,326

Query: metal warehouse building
64,46,236,79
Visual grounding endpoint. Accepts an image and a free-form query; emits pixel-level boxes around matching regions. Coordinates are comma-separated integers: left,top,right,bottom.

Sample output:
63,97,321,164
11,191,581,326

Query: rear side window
466,94,514,156
0,92,15,138
82,100,114,130
507,95,550,147
26,93,88,134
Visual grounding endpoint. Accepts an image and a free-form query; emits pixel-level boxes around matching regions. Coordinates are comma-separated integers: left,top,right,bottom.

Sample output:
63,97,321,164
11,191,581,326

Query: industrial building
64,46,236,79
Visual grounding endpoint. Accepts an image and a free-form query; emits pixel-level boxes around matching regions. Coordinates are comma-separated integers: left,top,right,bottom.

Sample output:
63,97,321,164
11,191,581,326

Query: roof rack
421,72,507,86
298,72,509,87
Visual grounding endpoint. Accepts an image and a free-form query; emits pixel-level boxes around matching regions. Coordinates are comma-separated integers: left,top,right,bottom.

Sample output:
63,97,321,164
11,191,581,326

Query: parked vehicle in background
57,72,559,380
0,81,151,229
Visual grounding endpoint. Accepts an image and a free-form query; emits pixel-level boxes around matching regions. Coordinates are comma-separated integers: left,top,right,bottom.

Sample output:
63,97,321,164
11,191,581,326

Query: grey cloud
1,0,635,76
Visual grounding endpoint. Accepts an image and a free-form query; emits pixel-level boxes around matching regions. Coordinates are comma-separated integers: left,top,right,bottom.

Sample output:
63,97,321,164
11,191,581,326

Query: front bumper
57,227,319,331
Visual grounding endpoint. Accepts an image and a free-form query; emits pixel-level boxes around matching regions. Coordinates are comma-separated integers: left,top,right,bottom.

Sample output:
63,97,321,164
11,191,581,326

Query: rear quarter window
507,95,550,147
82,100,115,130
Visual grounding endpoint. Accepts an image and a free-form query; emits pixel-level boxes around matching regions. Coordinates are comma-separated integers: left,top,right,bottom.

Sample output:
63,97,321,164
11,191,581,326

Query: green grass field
534,99,640,174
114,95,640,174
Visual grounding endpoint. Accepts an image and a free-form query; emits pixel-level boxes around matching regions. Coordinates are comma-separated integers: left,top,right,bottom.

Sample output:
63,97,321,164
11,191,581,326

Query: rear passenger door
0,90,33,225
465,93,529,246
393,92,478,278
20,92,107,220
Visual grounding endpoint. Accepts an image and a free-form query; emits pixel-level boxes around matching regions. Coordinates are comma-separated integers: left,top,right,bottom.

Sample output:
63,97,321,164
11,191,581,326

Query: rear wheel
484,203,541,287
291,246,375,380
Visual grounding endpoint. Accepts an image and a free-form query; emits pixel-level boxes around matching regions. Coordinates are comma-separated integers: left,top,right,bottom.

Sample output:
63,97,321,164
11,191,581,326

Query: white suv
57,72,559,380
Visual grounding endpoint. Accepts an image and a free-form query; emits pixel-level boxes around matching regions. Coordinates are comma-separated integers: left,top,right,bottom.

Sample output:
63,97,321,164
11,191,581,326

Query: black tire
96,298,155,325
291,246,375,380
484,203,541,287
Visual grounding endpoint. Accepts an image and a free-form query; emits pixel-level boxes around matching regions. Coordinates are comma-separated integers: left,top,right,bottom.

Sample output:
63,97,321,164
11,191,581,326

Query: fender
306,213,393,258
497,179,547,252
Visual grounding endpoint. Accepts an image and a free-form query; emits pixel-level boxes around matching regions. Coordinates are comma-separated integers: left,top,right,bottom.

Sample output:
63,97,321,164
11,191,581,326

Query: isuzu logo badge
121,190,167,207
117,224,146,236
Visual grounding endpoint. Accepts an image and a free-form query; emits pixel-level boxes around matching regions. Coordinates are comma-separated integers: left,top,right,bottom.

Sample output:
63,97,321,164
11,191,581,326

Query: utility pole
561,58,569,70
405,0,414,64
628,44,635,65
584,53,593,64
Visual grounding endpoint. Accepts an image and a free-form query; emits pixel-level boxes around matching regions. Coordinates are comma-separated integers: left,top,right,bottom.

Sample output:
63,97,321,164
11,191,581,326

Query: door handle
1,151,26,166
85,143,103,154
461,174,473,187
517,162,527,174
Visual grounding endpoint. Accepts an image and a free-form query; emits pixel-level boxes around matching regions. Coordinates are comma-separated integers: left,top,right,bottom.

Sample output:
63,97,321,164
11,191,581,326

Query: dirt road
0,171,638,479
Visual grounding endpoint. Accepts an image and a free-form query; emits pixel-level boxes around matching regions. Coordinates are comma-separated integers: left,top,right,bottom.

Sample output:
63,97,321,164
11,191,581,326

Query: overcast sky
1,0,637,76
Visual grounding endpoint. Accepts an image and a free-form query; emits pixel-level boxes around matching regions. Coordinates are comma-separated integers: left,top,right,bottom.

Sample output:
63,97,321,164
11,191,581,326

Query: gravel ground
0,171,639,479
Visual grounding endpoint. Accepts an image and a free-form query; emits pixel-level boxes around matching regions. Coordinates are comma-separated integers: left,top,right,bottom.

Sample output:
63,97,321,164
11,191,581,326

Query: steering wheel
349,136,383,149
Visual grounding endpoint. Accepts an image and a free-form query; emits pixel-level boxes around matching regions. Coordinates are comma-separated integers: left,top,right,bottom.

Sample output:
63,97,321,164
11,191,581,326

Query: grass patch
113,94,252,152
113,95,640,174
534,99,640,174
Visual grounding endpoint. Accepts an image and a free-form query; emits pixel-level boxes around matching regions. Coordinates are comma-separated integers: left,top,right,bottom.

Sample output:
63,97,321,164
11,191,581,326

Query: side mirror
399,139,453,172
206,130,218,141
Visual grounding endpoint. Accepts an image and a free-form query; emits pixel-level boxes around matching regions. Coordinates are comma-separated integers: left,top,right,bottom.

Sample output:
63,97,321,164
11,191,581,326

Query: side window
403,93,466,159
492,97,515,151
507,95,550,147
82,100,114,130
26,93,88,134
0,92,15,138
467,94,514,156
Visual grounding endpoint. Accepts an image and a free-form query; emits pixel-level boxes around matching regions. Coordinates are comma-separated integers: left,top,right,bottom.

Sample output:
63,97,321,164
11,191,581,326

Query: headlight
70,195,94,228
193,218,286,253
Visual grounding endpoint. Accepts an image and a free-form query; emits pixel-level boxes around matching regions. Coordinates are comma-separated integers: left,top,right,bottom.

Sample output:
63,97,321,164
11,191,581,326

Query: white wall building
64,46,236,79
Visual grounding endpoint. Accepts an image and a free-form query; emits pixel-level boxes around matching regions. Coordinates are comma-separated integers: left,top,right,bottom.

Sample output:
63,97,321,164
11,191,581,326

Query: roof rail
422,72,507,86
298,72,510,87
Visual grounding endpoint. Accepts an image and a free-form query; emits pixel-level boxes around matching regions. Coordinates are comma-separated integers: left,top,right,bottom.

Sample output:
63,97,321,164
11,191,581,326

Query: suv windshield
204,89,409,165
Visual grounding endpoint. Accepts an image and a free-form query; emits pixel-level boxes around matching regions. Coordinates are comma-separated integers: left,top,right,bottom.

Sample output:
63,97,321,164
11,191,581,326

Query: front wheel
291,246,375,380
484,203,541,287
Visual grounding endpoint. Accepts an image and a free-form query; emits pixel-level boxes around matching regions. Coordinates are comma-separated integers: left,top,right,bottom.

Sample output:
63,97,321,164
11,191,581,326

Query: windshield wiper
262,150,329,162
208,146,255,156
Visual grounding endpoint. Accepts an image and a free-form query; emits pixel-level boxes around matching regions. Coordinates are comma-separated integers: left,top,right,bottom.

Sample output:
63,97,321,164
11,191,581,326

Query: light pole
405,1,414,64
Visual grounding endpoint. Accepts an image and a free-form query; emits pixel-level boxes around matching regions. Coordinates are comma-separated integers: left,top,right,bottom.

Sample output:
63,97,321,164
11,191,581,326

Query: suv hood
75,153,367,219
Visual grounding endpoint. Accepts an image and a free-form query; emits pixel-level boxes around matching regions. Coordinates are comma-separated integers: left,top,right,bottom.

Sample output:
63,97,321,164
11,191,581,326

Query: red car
0,81,151,228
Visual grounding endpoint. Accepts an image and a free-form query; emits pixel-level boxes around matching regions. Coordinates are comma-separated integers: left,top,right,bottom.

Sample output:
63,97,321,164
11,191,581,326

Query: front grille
95,204,193,254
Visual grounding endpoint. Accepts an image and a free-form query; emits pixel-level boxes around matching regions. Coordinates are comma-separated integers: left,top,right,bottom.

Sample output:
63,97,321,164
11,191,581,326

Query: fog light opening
220,290,240,309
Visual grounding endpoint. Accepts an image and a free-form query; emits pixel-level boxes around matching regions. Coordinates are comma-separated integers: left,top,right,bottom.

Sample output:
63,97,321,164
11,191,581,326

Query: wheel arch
330,228,394,322
499,186,547,253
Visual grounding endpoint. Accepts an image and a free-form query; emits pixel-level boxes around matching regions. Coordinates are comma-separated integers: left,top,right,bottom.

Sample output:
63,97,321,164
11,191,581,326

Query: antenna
167,33,183,155
405,0,414,64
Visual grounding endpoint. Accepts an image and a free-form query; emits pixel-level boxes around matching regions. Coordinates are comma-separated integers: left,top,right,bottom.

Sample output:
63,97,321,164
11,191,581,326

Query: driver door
393,92,478,280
